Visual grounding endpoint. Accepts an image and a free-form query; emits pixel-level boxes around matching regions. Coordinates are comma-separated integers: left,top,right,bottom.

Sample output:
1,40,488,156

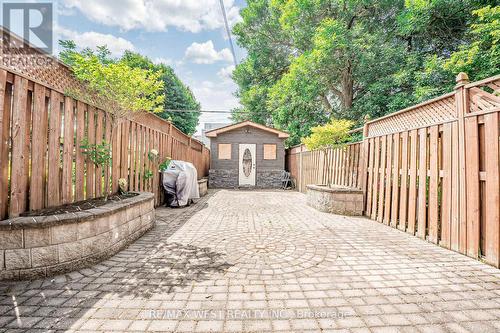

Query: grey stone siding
256,170,282,188
209,169,238,188
209,169,283,189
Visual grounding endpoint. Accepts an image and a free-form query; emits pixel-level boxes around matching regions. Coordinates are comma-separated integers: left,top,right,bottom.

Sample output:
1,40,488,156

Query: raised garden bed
307,184,364,216
20,193,138,216
0,192,155,280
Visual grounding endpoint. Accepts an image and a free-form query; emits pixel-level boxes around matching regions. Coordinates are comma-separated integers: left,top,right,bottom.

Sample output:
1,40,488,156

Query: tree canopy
302,118,353,150
59,40,164,118
59,42,201,135
232,0,499,146
120,52,202,135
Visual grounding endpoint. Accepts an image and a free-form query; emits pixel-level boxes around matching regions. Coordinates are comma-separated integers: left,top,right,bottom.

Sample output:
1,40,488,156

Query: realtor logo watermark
1,1,55,67
2,1,53,52
149,309,353,320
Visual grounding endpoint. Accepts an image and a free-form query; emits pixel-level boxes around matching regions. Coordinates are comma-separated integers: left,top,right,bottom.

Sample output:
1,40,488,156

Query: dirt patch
21,193,139,217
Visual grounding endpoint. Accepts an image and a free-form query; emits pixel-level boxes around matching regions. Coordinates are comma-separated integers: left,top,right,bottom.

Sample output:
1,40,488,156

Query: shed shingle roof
205,120,290,138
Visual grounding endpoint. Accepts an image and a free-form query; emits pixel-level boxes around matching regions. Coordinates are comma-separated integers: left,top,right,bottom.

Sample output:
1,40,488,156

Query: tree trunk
104,125,114,202
341,63,354,110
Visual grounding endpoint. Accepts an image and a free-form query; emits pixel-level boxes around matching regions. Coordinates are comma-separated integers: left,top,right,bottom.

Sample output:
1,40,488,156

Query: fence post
360,116,370,213
455,72,469,253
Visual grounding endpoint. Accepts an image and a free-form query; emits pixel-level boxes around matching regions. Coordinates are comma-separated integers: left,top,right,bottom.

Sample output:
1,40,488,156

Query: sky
24,0,248,134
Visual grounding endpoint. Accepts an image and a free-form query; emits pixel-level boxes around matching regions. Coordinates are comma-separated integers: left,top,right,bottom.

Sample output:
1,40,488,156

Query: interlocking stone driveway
1,190,500,332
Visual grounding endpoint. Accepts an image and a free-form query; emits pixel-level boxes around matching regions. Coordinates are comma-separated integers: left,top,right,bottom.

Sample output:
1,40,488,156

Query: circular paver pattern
191,228,339,279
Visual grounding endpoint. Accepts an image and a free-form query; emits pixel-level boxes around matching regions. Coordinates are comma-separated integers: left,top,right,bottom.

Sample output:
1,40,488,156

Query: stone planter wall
0,192,155,280
307,185,364,216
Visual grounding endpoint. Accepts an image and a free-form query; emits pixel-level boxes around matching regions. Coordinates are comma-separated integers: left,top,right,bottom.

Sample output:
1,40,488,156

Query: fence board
23,85,31,212
86,106,95,199
139,126,145,192
417,128,428,239
377,136,387,222
62,97,74,204
47,90,62,207
111,122,121,193
390,133,400,227
136,124,142,192
30,83,48,210
465,116,480,256
428,126,439,243
153,131,160,206
104,113,112,196
75,101,85,201
407,129,418,235
371,137,381,220
129,122,136,192
145,127,150,191
95,110,104,197
398,131,409,231
365,138,374,217
0,70,11,219
441,123,453,248
10,76,29,217
451,122,460,251
335,148,341,185
483,111,499,266
384,134,393,224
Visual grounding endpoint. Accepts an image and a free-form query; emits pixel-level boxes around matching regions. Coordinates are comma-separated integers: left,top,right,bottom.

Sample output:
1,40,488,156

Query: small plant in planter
80,137,112,200
118,178,128,195
143,170,154,190
143,149,160,190
148,149,159,162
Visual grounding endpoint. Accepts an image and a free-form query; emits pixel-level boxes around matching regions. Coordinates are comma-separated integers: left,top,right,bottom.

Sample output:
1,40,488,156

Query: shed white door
239,144,256,186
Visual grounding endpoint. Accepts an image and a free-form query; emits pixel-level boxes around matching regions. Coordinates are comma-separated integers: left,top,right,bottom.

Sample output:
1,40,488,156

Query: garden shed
207,121,289,188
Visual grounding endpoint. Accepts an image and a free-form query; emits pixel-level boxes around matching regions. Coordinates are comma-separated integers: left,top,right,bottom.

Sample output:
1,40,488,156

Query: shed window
263,144,277,160
218,143,232,160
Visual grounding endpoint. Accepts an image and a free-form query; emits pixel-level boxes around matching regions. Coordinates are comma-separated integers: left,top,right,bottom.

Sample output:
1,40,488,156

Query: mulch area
21,193,138,217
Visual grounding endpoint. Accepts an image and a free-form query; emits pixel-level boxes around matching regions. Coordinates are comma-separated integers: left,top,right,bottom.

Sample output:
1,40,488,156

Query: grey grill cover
161,160,200,207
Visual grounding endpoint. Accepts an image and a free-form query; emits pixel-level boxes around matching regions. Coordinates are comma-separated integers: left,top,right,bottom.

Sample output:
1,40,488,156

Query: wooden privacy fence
0,65,210,221
286,142,362,193
286,73,500,267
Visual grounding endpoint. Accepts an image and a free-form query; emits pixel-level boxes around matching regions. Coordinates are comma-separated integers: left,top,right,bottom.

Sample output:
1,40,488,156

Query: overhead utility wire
219,0,238,67
164,109,269,115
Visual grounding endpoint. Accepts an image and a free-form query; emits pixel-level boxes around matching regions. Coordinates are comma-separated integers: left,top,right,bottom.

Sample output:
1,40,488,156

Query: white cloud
56,26,134,56
62,0,241,33
184,40,232,64
192,79,239,134
152,57,173,66
217,65,235,81
191,79,239,110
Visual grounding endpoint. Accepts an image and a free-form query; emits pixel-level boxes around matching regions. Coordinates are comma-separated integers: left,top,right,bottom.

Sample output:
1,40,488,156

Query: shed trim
205,120,290,138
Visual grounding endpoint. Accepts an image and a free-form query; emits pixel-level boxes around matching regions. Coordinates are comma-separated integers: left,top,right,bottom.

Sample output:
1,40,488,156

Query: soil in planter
21,193,139,217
